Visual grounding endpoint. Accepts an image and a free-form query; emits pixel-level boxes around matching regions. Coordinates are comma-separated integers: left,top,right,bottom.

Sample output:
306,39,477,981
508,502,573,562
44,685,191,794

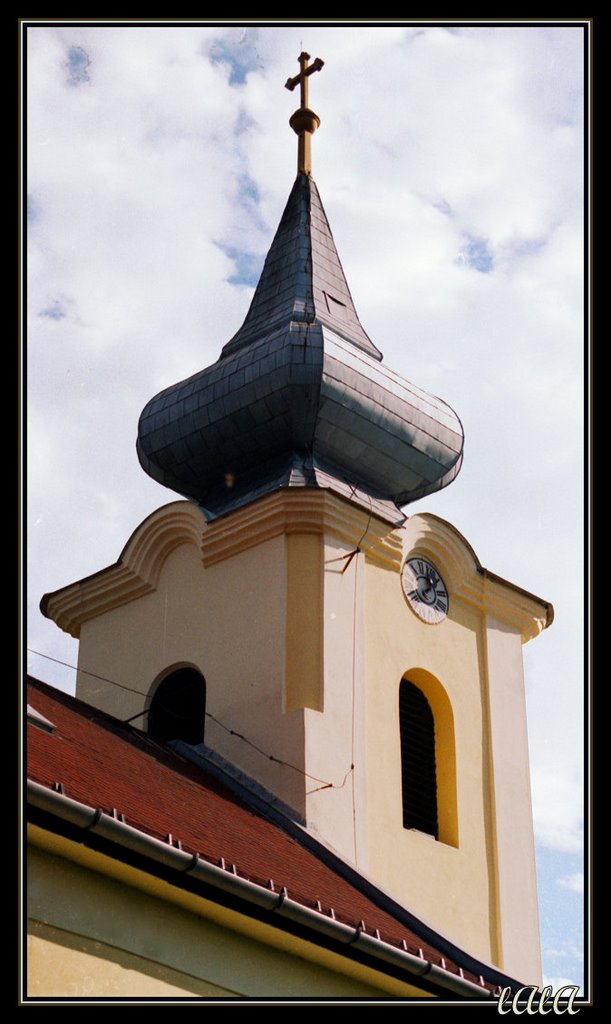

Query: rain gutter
27,780,494,1000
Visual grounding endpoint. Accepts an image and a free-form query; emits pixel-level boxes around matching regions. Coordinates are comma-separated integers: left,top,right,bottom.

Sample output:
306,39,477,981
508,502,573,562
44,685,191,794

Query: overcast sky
25,20,587,995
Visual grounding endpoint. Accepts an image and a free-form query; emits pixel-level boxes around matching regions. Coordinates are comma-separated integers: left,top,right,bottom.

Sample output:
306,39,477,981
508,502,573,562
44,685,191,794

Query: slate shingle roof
221,173,382,360
136,174,464,520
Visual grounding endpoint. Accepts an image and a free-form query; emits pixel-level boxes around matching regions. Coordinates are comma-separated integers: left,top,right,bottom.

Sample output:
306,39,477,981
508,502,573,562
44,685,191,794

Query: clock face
401,557,449,624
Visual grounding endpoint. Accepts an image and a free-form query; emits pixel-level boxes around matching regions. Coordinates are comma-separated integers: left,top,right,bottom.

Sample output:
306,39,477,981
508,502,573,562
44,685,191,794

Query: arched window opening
399,677,438,839
148,668,206,745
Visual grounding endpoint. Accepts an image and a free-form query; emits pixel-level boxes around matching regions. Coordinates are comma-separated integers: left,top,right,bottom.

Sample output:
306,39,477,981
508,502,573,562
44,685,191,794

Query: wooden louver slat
399,678,438,839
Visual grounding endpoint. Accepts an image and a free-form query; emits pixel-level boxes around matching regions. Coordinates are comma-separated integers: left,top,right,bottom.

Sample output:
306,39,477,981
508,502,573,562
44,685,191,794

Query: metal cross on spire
285,51,324,175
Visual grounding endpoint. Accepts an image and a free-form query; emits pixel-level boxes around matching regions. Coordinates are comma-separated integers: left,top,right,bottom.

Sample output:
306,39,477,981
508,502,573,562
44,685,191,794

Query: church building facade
28,52,552,1000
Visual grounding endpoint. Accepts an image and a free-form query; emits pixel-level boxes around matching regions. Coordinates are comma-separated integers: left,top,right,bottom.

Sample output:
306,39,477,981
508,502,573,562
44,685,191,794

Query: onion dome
136,54,463,523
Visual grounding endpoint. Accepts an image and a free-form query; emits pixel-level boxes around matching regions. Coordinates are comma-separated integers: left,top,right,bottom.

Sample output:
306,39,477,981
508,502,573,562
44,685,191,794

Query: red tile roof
26,676,515,997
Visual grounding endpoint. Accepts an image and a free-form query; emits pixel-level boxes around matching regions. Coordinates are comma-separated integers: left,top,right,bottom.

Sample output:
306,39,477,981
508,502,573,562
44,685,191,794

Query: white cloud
544,939,584,963
542,977,583,998
26,18,585,807
531,768,584,854
24,16,586,989
556,873,584,895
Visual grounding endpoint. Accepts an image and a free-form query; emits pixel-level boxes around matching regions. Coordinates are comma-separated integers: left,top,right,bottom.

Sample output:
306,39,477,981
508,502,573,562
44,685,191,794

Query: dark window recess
399,678,439,839
148,668,206,745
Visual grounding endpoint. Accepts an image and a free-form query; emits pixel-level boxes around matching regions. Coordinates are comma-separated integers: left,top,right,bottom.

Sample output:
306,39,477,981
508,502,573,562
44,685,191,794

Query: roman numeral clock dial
401,557,449,624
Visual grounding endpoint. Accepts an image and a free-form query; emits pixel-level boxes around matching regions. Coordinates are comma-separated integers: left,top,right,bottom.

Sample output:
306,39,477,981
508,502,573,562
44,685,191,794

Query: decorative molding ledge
41,499,551,645
41,494,403,638
201,490,404,571
403,514,553,643
41,502,206,639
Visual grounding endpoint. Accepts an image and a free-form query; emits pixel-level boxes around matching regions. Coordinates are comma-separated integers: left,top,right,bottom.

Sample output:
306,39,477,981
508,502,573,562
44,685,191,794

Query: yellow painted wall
356,540,542,984
28,921,236,998
301,537,368,868
286,533,323,712
77,536,307,816
484,615,542,984
362,557,496,964
59,495,543,985
27,840,415,999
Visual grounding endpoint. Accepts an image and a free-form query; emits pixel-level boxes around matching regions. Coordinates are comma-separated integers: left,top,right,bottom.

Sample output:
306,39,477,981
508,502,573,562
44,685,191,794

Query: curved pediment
41,502,205,639
402,513,553,643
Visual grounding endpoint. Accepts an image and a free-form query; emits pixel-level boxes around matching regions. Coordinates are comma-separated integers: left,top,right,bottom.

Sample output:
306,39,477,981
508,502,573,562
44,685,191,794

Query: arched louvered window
399,677,438,839
148,667,206,745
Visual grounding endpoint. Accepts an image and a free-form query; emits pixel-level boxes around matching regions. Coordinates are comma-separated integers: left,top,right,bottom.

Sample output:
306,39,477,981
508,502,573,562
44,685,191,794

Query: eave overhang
27,781,505,1000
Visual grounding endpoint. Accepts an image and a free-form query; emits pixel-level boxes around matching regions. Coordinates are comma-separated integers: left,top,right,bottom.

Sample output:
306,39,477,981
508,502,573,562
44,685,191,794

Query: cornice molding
41,502,206,639
41,493,403,638
403,514,553,643
41,499,551,645
201,490,404,571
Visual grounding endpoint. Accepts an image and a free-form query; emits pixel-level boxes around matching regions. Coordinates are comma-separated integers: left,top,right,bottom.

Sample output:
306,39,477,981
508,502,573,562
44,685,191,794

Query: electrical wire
27,649,146,697
27,648,354,791
350,547,359,863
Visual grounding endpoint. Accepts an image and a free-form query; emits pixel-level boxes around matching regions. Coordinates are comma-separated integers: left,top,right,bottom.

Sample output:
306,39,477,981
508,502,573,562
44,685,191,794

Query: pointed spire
136,60,464,521
221,173,382,362
221,53,380,361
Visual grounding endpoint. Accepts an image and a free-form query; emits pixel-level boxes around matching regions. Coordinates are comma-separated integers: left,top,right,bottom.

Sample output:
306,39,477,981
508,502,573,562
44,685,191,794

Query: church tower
42,54,552,986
